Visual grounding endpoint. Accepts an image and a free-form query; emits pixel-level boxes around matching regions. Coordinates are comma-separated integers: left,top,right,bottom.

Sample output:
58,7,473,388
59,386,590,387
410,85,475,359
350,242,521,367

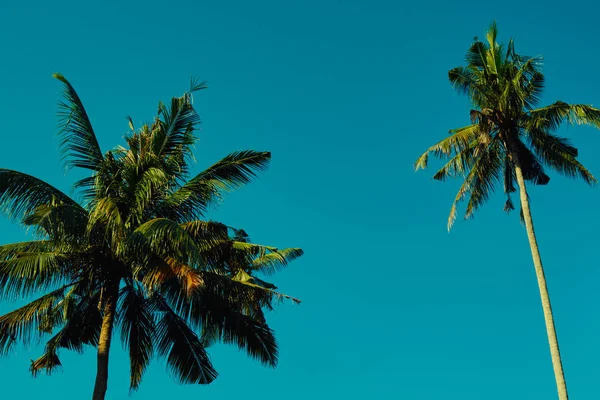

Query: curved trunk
512,153,568,400
92,282,119,400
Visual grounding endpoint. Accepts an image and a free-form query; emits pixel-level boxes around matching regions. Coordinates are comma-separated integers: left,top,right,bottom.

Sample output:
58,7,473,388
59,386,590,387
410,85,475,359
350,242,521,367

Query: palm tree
415,23,600,400
0,74,303,400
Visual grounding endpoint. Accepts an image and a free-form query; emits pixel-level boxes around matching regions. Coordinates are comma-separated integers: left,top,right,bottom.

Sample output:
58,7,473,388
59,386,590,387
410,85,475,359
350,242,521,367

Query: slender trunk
511,151,568,400
92,282,119,400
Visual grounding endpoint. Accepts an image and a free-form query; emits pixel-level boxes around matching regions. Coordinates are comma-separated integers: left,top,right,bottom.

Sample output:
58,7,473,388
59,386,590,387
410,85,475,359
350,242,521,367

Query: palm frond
87,197,125,250
198,304,278,367
160,151,271,222
31,292,102,376
118,285,154,391
0,249,74,298
30,350,62,377
415,125,480,170
23,202,89,242
431,138,482,181
250,248,304,276
53,73,104,171
0,284,75,355
445,141,502,230
128,218,204,267
152,294,217,384
512,139,550,185
128,167,170,225
463,143,504,220
153,93,201,161
529,102,600,131
0,169,82,222
526,129,596,184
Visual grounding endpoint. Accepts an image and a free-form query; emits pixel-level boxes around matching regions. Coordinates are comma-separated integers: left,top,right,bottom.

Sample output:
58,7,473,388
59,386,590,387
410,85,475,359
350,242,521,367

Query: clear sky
1,0,600,399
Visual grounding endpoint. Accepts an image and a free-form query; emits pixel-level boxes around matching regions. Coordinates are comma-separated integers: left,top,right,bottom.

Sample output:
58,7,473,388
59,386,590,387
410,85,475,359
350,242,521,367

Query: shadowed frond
118,285,154,391
525,129,596,184
197,304,278,367
23,202,89,242
153,294,217,384
160,151,271,222
30,292,102,376
513,139,550,185
53,73,104,171
0,169,82,222
463,143,504,220
0,284,76,355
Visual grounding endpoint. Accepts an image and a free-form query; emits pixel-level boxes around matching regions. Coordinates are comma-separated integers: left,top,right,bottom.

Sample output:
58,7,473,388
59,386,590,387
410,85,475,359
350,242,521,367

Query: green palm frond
512,139,550,185
431,138,483,181
230,241,278,257
160,151,271,222
118,285,154,391
30,350,62,377
129,218,204,267
30,292,102,376
445,141,501,229
23,202,89,242
0,169,82,222
152,294,217,385
414,125,480,170
525,129,596,184
0,250,74,298
227,270,301,304
250,248,304,276
53,73,104,171
179,220,229,242
128,167,170,225
0,284,75,355
200,305,278,367
529,102,600,131
87,197,125,249
153,93,200,161
463,143,504,220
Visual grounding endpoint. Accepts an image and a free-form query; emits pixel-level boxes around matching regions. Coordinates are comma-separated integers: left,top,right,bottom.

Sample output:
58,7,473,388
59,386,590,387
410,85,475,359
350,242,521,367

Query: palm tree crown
0,74,303,397
415,22,600,228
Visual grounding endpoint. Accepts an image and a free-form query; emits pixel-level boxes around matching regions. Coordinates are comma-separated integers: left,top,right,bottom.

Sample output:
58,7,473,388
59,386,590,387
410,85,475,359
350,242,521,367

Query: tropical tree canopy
0,74,303,392
415,22,600,229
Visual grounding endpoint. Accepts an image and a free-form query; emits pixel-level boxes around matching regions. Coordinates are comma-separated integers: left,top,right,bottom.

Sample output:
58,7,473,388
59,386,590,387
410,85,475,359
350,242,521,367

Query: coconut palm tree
0,74,303,400
415,23,600,400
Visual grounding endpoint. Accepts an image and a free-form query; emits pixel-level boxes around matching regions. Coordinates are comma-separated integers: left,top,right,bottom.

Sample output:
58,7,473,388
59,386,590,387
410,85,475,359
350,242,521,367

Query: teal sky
1,1,600,399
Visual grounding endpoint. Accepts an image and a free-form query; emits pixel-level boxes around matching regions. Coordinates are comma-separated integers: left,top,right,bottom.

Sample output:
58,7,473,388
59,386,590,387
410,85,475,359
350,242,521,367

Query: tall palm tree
0,74,303,400
415,23,600,400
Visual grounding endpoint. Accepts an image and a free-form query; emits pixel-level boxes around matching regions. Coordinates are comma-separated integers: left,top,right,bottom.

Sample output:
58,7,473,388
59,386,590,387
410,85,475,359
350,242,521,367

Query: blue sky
1,0,600,399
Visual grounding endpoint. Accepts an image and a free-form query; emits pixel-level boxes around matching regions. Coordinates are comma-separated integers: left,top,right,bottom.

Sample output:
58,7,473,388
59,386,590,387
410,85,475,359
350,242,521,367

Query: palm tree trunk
92,282,119,400
512,153,568,400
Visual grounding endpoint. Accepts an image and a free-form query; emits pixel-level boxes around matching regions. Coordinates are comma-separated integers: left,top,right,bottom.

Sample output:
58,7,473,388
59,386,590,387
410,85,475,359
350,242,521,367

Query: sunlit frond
414,125,480,170
529,102,600,131
250,248,304,276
